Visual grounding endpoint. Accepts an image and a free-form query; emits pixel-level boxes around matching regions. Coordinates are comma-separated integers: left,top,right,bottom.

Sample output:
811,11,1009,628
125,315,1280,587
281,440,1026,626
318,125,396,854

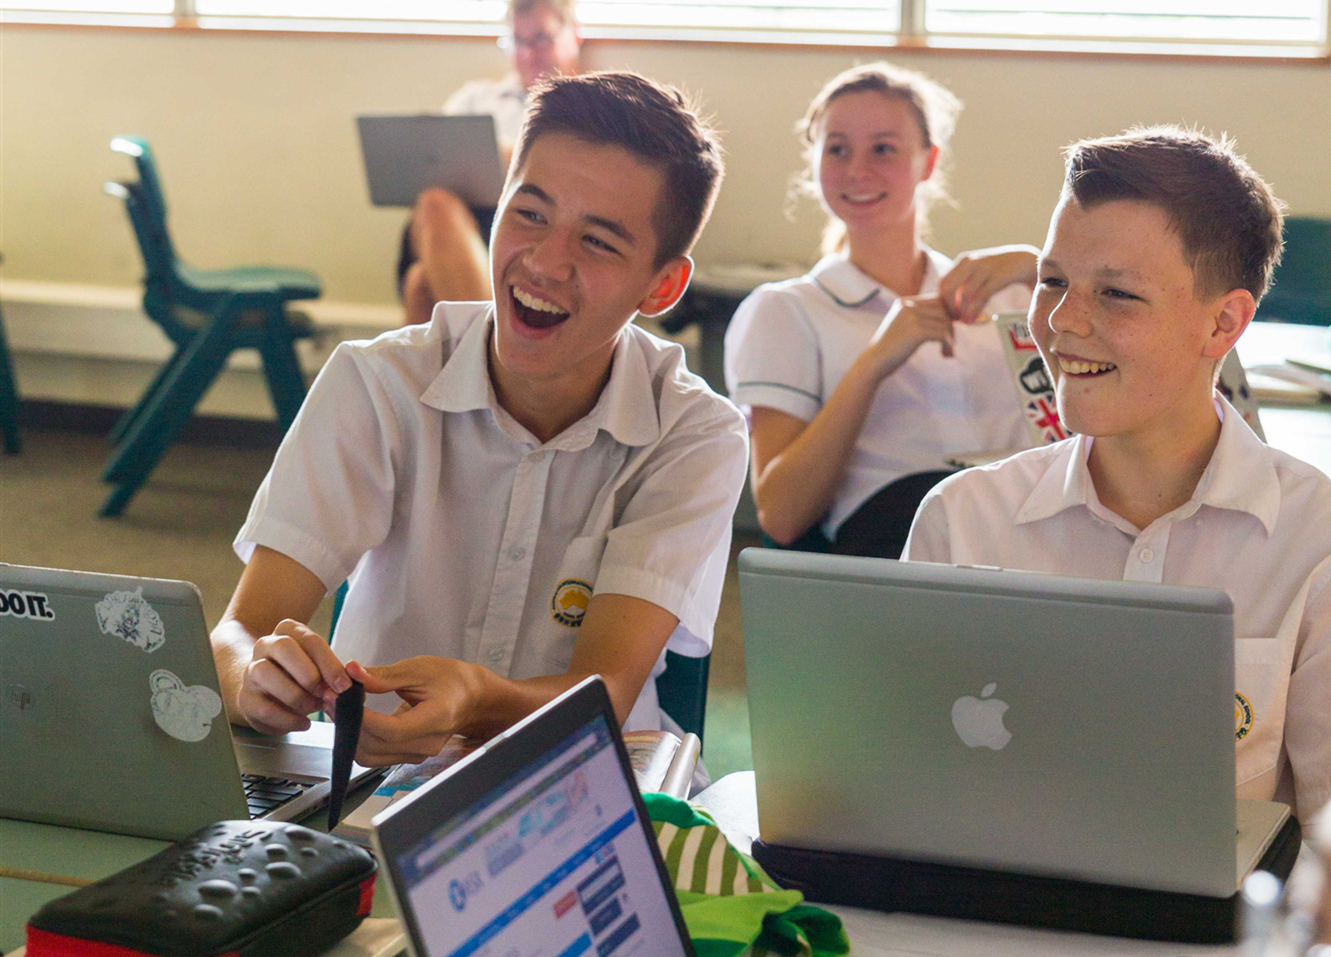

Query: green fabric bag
643,792,851,957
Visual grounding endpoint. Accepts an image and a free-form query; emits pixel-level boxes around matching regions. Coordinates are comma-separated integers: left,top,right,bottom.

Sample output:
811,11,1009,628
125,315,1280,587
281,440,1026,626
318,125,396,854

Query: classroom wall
3,25,1329,308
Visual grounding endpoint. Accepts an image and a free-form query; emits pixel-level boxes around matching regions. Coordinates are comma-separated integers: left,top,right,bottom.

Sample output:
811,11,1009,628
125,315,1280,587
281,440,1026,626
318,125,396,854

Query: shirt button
489,648,504,664
508,546,526,562
1139,548,1154,563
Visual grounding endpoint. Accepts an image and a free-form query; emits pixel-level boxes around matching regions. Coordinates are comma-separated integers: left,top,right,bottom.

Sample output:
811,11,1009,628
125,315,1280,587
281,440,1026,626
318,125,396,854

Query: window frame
2,0,1328,60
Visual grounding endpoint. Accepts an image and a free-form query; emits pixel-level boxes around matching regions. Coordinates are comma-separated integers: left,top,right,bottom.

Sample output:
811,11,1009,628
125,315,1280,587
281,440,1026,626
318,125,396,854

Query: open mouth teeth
844,193,886,204
1058,357,1117,376
512,286,569,330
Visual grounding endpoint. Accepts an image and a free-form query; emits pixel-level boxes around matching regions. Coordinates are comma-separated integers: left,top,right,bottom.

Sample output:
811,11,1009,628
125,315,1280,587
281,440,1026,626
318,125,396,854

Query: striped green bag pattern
642,792,851,957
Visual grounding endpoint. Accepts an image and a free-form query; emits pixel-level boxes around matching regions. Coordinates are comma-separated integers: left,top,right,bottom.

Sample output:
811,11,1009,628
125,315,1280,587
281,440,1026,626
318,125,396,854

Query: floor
0,425,758,778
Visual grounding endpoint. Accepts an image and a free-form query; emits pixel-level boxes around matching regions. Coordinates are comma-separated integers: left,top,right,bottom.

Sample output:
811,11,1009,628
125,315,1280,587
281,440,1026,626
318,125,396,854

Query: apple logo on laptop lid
952,683,1012,750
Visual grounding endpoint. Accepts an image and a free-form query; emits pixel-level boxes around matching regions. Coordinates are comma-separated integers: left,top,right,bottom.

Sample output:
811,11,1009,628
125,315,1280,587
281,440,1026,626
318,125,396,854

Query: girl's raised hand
865,296,958,378
937,245,1039,323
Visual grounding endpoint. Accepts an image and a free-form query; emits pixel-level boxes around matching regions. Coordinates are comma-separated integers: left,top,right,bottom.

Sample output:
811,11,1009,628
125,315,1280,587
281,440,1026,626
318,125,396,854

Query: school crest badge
1235,692,1254,741
551,579,593,627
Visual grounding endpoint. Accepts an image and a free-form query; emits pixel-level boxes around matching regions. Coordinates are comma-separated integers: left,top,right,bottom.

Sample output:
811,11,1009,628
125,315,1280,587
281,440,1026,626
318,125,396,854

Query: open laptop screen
386,707,689,957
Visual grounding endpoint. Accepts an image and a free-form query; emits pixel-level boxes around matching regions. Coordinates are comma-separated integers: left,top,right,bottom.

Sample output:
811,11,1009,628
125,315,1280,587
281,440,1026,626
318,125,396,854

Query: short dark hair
1063,126,1285,301
513,71,725,267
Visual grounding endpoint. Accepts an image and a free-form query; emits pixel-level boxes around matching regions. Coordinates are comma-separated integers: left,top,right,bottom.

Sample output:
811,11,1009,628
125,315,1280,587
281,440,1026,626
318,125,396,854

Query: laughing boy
211,72,748,766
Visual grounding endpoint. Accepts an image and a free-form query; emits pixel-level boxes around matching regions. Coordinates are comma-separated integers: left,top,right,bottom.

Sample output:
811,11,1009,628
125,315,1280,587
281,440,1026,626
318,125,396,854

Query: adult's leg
829,469,957,560
408,187,491,318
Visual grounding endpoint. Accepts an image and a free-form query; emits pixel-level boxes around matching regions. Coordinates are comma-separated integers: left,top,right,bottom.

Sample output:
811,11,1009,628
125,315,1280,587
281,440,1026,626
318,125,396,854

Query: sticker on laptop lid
149,669,222,743
95,586,166,653
0,589,56,621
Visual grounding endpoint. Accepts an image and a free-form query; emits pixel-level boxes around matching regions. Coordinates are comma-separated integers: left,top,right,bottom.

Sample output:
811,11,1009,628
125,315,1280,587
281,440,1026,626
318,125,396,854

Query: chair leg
100,298,242,517
106,343,190,449
257,307,308,434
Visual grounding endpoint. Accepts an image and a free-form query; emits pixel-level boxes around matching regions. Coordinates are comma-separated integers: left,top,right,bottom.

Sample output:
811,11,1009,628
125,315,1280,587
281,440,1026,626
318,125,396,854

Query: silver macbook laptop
374,677,694,957
356,113,505,208
0,563,377,841
739,548,1289,898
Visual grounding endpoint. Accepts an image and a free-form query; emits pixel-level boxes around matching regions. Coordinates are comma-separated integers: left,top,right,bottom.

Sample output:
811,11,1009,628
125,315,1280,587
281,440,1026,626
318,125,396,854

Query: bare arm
751,296,958,545
936,245,1039,322
349,593,678,765
211,545,351,733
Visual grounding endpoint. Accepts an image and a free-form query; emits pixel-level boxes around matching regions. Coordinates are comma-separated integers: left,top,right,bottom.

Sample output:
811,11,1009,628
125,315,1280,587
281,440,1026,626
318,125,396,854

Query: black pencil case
26,820,377,957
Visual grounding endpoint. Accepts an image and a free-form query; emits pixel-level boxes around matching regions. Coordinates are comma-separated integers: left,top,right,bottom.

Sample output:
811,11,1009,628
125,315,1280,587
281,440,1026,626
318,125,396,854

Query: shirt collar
808,252,942,309
419,312,661,450
1014,394,1280,536
420,306,494,415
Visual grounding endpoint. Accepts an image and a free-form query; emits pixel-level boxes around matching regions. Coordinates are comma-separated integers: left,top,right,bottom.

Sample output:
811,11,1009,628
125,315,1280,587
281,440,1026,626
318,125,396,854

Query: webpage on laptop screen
397,715,686,957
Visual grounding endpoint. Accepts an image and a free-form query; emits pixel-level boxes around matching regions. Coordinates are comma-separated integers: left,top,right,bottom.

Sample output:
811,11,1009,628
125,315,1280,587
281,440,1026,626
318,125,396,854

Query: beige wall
3,25,1328,306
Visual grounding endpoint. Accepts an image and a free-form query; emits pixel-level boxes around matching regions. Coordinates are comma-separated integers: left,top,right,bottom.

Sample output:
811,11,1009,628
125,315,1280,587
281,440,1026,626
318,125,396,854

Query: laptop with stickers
374,677,695,957
0,563,377,841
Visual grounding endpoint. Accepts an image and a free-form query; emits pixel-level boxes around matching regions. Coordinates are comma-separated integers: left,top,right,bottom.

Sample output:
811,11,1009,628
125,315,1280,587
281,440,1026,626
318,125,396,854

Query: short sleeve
901,485,953,564
234,343,401,591
443,80,484,116
1284,556,1331,821
593,404,750,655
724,285,823,422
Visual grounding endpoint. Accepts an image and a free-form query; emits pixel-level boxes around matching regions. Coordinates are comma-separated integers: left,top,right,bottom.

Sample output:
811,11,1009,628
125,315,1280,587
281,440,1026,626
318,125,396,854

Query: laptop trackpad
233,723,335,781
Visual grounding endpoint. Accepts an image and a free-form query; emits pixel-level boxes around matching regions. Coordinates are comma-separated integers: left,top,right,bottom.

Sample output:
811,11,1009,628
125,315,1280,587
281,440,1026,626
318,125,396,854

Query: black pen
328,679,365,831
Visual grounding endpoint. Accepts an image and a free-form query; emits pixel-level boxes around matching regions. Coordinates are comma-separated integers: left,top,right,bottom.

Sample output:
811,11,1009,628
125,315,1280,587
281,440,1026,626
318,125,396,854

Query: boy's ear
638,256,694,318
1202,288,1257,360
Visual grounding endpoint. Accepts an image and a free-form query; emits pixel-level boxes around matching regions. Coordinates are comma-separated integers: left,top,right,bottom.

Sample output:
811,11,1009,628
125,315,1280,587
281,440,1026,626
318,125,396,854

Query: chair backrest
329,580,710,743
1259,216,1331,326
111,137,170,243
105,180,192,345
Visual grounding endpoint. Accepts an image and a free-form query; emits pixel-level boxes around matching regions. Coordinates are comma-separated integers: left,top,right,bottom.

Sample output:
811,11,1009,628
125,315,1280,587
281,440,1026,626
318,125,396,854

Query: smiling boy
904,127,1331,824
210,73,747,766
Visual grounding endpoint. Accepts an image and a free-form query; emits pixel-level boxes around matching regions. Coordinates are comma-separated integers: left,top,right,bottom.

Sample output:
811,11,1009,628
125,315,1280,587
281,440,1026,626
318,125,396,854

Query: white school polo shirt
235,302,749,731
903,397,1331,820
723,250,1031,540
443,76,527,153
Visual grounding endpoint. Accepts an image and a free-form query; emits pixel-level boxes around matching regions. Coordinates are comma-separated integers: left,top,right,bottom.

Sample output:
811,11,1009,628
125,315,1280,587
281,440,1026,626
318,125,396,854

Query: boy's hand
937,245,1039,323
346,657,482,766
866,296,959,376
238,619,351,734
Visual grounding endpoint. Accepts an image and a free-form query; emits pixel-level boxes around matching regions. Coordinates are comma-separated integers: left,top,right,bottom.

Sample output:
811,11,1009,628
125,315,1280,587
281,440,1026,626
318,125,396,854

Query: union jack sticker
1024,396,1069,443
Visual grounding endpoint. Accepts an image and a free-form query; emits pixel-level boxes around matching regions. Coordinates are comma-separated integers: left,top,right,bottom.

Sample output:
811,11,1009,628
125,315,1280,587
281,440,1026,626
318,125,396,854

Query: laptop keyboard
241,774,316,818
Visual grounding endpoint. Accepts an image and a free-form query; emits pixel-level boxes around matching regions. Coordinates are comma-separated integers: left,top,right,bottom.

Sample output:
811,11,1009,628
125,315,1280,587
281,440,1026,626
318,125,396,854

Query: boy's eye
825,143,847,157
1038,277,1067,290
514,207,544,225
1103,287,1139,301
874,143,896,155
585,234,619,255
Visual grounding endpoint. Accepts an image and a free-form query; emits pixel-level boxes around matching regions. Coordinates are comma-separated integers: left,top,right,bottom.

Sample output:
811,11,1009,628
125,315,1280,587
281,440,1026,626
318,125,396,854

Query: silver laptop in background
356,113,505,208
739,548,1285,899
0,563,377,841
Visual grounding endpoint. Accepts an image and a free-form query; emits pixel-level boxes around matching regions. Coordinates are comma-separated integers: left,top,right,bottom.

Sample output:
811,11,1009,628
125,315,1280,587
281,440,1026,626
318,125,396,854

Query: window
4,0,1327,53
925,0,1325,46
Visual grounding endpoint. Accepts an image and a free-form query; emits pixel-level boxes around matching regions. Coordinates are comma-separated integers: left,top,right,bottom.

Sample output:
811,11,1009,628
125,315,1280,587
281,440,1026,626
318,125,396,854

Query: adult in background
400,0,582,325
724,62,1038,558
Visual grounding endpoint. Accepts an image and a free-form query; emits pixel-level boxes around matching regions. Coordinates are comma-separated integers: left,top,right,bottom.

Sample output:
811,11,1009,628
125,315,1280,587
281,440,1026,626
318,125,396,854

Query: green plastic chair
1259,216,1331,326
100,137,322,516
329,581,711,744
0,298,21,455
